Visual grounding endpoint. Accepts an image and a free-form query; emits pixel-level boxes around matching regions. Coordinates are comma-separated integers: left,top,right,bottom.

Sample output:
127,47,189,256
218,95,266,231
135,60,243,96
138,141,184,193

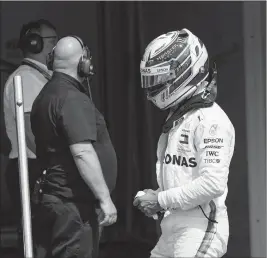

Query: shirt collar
52,72,87,94
24,58,49,72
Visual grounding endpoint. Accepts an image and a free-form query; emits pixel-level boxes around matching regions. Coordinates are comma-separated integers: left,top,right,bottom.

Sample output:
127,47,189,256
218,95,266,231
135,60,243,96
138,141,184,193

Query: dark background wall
0,1,265,257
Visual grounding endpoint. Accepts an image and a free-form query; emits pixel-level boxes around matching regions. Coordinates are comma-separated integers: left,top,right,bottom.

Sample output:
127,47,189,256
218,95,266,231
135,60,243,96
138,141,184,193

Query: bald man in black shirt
31,36,117,258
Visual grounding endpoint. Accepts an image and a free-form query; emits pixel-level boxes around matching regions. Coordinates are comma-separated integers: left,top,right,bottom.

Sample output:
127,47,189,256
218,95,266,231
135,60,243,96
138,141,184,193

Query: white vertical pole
266,4,267,258
243,2,266,257
14,75,34,258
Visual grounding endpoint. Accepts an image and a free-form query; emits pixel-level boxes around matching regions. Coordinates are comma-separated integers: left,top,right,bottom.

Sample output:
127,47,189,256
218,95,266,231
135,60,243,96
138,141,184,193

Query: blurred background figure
2,18,58,256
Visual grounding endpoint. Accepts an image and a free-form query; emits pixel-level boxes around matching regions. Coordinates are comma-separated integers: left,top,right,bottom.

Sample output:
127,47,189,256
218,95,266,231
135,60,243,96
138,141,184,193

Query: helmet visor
140,54,192,89
140,65,176,88
141,73,176,89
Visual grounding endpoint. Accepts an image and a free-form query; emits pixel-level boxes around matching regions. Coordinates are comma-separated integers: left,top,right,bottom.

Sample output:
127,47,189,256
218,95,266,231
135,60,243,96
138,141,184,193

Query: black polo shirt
31,72,117,202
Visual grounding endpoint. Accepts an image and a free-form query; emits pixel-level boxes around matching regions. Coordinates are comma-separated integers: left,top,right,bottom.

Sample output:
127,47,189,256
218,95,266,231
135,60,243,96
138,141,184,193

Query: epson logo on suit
204,138,224,144
164,154,197,168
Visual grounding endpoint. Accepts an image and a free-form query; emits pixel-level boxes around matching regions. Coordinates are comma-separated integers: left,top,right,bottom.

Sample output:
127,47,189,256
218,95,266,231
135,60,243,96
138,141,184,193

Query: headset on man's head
18,19,56,54
46,35,95,78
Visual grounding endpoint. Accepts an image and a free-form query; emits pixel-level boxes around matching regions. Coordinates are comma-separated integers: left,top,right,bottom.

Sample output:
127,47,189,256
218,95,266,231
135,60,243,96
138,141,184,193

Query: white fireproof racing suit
151,103,235,258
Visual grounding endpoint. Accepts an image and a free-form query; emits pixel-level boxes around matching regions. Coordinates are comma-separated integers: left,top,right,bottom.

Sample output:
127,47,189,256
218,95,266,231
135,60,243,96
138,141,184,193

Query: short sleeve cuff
68,135,97,145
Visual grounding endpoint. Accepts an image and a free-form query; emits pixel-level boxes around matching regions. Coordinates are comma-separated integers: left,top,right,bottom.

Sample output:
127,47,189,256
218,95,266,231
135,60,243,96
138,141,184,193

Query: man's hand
133,191,163,217
99,197,117,227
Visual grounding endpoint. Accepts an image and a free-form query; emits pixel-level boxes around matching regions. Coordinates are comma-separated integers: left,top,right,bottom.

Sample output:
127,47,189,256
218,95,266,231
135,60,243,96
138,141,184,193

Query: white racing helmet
140,29,209,110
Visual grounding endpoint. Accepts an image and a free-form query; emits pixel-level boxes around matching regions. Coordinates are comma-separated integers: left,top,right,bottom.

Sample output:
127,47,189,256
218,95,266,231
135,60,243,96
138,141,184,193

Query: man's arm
60,97,117,226
158,120,235,210
70,141,110,202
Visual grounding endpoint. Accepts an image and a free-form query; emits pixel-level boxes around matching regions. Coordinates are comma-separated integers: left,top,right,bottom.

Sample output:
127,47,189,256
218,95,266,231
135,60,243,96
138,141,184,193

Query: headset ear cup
78,57,92,77
77,57,84,77
31,34,43,53
23,33,43,54
83,58,92,77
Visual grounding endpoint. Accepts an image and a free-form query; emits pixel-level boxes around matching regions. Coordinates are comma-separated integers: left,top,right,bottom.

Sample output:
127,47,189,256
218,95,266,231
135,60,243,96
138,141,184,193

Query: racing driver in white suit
133,29,235,257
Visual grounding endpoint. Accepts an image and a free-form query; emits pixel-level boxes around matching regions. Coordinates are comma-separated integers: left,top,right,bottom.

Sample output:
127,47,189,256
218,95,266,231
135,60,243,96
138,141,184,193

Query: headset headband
50,35,87,57
21,19,55,39
70,35,84,49
20,22,40,40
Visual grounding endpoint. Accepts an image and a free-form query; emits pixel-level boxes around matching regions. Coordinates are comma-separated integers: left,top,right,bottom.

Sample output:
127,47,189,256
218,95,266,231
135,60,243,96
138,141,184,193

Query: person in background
30,36,117,258
3,19,58,255
134,29,235,257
